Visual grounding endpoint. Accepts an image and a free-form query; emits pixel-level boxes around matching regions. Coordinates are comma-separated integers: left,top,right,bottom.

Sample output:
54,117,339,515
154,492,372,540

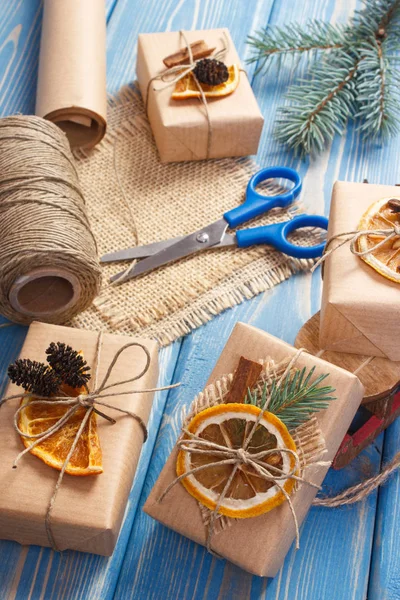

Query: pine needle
246,366,336,429
274,50,359,155
247,21,348,73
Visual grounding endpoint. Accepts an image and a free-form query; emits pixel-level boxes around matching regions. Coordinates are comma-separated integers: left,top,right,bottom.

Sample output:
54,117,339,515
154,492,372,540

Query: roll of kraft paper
0,116,102,325
35,0,107,150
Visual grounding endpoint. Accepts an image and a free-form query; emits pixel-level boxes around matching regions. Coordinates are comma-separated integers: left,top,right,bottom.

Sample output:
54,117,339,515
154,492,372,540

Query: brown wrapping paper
320,181,400,361
136,29,264,163
144,322,364,577
35,0,107,149
0,322,158,555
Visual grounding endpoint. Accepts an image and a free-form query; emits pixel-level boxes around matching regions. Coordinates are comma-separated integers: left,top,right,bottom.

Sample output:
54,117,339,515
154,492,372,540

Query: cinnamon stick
224,356,263,404
163,40,215,68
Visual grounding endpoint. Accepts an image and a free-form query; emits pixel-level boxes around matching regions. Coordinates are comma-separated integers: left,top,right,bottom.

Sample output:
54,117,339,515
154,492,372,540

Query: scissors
101,166,328,283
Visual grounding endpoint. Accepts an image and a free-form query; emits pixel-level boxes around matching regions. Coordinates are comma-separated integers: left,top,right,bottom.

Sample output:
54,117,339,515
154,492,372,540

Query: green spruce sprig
355,38,400,138
246,366,336,429
247,0,400,155
247,21,348,73
275,50,359,155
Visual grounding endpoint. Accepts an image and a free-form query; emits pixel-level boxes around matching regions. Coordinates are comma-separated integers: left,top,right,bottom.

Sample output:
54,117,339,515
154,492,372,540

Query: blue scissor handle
223,166,302,229
235,214,329,259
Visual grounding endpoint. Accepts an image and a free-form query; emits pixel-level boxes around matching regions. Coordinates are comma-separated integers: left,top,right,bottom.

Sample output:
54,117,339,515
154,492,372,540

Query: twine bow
146,30,229,159
311,224,400,272
0,333,180,551
158,350,327,554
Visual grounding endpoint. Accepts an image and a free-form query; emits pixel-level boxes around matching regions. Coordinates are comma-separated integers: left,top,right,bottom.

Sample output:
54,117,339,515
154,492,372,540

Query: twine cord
311,224,400,272
0,115,102,325
0,333,180,551
112,134,140,247
314,451,400,507
314,348,400,507
159,349,324,552
145,30,229,160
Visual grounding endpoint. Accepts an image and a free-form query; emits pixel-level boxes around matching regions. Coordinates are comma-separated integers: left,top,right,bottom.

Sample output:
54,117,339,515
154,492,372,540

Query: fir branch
247,21,348,72
248,0,400,155
274,50,359,155
354,0,400,137
355,39,400,137
246,366,336,429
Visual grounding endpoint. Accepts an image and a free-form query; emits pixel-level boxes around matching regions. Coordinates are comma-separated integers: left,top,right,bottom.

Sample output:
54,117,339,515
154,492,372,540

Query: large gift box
144,322,364,577
0,322,158,555
136,28,264,162
320,181,400,360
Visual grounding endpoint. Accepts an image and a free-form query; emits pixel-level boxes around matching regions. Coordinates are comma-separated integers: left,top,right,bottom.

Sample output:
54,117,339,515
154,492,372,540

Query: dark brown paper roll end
44,108,107,149
9,268,82,321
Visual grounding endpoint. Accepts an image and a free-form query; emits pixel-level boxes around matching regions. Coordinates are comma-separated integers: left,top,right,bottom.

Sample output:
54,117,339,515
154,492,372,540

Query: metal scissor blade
100,235,185,263
110,218,228,283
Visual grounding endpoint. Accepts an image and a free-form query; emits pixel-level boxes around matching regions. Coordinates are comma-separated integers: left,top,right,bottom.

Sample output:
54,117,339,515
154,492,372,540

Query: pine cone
46,342,91,389
193,58,229,86
8,359,61,397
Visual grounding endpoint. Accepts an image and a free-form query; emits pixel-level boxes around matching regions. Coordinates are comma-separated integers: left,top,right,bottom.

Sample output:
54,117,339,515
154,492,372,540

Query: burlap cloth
72,85,316,346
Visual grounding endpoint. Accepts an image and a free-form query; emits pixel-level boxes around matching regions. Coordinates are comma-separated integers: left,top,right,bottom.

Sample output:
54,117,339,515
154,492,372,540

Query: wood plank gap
106,0,121,24
248,0,281,86
110,341,184,600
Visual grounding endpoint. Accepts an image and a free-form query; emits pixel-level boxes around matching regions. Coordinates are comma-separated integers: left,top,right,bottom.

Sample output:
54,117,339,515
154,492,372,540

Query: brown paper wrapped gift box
136,28,264,163
320,181,400,361
0,322,158,555
144,322,364,577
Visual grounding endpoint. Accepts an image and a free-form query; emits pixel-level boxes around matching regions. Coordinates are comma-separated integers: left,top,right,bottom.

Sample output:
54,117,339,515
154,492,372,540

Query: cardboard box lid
0,322,158,555
144,322,364,577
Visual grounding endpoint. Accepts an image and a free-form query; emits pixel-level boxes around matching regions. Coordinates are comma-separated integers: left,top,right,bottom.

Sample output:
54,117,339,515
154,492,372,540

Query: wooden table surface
0,1,399,599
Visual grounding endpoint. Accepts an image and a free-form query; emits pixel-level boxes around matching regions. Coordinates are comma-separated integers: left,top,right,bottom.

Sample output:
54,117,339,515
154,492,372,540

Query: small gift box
143,322,363,577
136,28,264,163
320,181,400,361
0,322,159,555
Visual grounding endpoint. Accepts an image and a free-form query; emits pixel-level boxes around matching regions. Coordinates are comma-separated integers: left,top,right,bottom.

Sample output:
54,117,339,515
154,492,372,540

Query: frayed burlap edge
94,255,313,346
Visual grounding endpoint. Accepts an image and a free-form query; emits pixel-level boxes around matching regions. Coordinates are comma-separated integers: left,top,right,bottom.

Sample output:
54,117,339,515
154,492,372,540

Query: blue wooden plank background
0,0,399,598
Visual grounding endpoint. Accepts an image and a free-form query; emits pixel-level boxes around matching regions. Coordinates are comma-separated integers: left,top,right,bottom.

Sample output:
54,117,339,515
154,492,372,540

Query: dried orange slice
18,384,102,476
356,197,400,283
177,403,297,518
171,64,240,100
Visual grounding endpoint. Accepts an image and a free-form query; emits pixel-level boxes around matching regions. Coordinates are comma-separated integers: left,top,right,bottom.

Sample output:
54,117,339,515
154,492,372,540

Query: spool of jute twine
0,115,101,324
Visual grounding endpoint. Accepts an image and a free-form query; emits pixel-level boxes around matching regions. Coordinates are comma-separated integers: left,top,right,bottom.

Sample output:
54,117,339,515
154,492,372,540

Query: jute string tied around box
0,115,102,325
311,223,400,273
159,350,330,553
146,30,234,160
0,332,180,551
